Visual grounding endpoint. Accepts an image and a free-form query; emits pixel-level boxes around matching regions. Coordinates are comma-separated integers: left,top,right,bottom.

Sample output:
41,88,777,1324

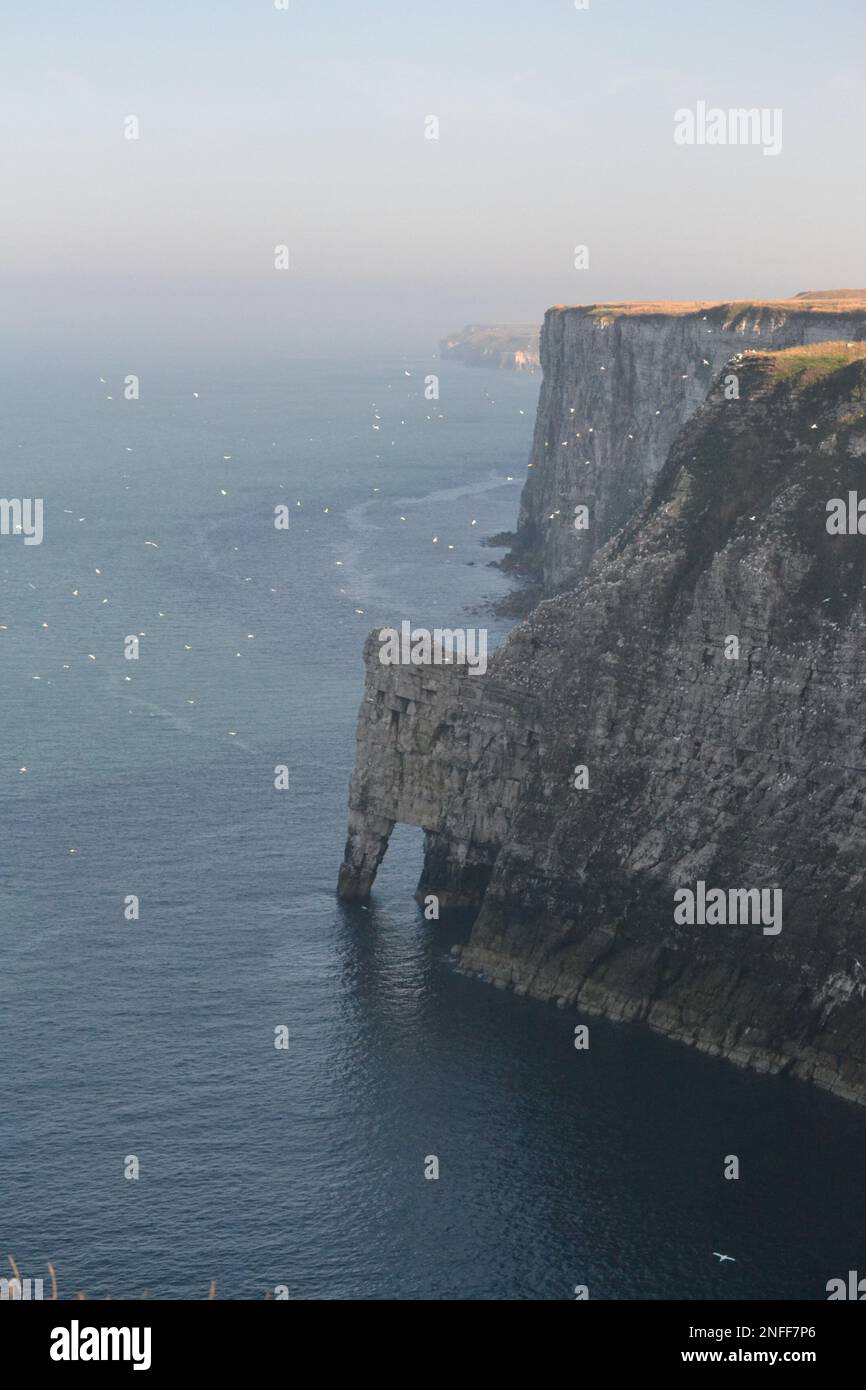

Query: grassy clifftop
755,340,866,385
548,293,866,325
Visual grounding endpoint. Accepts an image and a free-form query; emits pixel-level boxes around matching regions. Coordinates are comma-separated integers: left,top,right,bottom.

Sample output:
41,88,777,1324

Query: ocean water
1,356,865,1301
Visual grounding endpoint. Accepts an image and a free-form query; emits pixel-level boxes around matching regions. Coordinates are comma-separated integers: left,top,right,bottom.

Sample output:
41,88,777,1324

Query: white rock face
512,302,866,593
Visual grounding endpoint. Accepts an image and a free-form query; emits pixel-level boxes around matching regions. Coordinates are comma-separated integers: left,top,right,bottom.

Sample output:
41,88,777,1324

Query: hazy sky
1,0,864,360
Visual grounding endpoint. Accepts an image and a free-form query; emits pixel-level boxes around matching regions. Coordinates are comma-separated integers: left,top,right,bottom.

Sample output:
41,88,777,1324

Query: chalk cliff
339,341,866,1104
440,324,540,372
509,296,866,594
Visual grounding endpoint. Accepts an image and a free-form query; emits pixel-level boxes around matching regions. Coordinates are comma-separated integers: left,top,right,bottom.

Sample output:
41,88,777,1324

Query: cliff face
339,344,866,1104
440,323,540,372
511,299,866,594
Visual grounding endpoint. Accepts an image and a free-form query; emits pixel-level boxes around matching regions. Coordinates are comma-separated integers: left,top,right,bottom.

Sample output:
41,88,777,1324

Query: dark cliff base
459,897,866,1105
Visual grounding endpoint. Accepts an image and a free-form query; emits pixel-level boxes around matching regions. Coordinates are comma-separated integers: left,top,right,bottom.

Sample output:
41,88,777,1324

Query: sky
1,0,864,361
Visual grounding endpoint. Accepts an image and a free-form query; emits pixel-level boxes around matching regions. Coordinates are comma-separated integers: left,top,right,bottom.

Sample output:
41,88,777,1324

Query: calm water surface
1,358,864,1299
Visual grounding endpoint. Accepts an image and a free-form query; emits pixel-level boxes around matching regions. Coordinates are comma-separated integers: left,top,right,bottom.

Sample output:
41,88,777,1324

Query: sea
1,356,865,1300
